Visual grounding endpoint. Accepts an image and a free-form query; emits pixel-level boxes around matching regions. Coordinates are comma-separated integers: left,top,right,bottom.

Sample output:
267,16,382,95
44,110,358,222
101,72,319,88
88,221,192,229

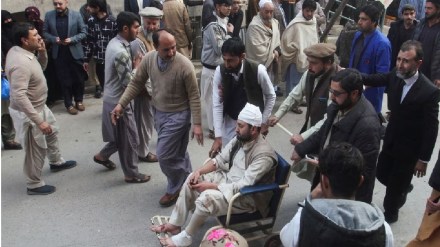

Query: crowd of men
2,0,440,246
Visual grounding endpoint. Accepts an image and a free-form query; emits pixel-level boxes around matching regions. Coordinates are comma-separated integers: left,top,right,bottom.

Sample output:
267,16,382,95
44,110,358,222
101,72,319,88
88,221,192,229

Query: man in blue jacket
349,3,391,116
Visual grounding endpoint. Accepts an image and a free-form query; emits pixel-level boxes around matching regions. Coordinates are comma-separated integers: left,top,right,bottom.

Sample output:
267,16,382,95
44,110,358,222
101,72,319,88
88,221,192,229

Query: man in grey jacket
281,143,393,247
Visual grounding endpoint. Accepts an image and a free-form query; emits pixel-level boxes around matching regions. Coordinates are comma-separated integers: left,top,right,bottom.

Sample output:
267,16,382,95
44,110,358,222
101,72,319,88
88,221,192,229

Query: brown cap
304,43,336,58
139,7,163,18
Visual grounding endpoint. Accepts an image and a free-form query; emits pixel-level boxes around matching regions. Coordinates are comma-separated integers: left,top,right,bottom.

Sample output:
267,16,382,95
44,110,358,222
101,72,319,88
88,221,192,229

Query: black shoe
94,86,102,98
50,160,77,172
384,211,398,224
407,184,414,193
3,141,23,150
275,89,283,97
27,185,56,195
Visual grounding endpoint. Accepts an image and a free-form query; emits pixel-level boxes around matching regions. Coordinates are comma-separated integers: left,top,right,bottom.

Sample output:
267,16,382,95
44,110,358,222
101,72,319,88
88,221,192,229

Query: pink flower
207,229,227,241
225,243,235,247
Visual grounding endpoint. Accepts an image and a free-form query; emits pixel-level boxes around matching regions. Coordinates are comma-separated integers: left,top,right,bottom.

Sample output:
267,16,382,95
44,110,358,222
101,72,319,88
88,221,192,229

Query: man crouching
151,103,277,247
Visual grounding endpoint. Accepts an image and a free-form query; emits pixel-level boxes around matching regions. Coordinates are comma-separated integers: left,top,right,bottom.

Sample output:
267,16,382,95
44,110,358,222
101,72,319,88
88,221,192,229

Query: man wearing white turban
151,103,277,247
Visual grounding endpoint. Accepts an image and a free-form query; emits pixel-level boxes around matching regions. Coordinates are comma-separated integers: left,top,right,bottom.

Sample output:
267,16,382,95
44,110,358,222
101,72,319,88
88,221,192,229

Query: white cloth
280,205,394,247
259,0,273,8
212,63,276,138
201,67,215,130
238,103,262,127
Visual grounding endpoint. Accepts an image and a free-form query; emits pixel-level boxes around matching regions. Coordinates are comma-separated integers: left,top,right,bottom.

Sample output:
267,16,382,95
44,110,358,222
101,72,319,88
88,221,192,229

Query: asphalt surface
2,93,438,247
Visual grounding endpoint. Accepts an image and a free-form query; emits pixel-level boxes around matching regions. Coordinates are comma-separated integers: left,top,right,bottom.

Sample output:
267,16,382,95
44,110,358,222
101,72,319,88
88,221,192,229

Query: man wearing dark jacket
292,69,381,204
362,40,440,223
412,0,440,85
387,4,418,69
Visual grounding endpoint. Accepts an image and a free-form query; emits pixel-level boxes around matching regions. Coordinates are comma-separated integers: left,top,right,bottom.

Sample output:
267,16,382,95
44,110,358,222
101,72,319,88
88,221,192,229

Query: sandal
151,224,181,235
93,156,116,170
125,173,151,183
291,107,303,114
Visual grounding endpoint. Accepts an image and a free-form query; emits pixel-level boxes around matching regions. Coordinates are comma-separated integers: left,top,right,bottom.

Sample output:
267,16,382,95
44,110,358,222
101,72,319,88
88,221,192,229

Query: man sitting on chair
151,103,277,247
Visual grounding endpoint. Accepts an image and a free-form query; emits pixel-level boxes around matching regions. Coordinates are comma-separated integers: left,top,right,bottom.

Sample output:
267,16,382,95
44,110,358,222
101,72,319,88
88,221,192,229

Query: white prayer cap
238,103,262,127
139,7,163,18
259,0,273,9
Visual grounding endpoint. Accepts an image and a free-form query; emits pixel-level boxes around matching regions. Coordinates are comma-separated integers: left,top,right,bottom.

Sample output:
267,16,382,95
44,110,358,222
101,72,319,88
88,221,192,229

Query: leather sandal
93,156,116,170
125,173,151,183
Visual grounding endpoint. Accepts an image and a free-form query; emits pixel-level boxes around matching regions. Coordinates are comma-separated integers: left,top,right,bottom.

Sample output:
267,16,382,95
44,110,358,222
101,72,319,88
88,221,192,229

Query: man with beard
349,3,391,115
129,7,161,163
114,29,203,207
292,69,381,204
93,12,150,184
150,103,277,247
209,37,275,158
388,4,418,70
269,43,339,182
413,0,440,86
83,0,117,99
200,0,233,139
361,40,440,223
281,0,319,113
43,0,87,115
246,0,282,96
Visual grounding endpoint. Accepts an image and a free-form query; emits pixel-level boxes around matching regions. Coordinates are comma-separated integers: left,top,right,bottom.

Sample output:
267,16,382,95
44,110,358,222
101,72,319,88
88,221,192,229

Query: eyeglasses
329,88,347,97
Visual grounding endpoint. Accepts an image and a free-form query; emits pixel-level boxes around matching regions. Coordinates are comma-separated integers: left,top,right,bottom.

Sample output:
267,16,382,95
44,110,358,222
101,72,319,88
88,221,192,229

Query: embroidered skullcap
304,43,336,58
139,7,163,18
238,103,262,127
200,226,248,247
259,0,273,8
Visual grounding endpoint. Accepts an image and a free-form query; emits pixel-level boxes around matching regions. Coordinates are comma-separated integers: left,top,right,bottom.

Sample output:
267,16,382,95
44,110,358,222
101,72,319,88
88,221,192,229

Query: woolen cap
139,7,163,18
304,43,336,58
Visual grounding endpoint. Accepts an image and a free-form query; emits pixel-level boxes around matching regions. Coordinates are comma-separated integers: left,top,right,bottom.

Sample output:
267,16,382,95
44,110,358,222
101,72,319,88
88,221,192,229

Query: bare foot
150,223,181,235
159,237,176,247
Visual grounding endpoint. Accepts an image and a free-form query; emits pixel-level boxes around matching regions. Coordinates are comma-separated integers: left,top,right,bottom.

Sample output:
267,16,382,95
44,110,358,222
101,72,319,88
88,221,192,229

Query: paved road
2,93,438,246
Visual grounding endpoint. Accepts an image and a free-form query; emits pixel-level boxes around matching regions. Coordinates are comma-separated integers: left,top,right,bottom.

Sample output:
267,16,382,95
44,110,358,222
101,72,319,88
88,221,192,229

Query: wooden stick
276,123,293,136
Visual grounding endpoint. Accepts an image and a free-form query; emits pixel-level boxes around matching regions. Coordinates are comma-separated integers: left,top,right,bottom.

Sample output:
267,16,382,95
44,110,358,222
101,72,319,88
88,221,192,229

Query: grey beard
143,30,153,41
396,70,416,80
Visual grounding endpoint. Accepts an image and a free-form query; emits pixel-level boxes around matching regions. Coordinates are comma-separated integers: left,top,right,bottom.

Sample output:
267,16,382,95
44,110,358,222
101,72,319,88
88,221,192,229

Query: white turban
238,103,262,127
259,0,273,9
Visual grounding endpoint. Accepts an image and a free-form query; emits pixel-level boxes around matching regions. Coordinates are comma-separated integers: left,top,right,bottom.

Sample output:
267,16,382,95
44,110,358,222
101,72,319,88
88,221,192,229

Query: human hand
37,39,46,52
291,149,301,162
290,134,304,145
188,170,201,187
261,123,269,136
111,104,124,125
191,124,204,146
38,122,52,135
414,160,427,177
226,23,234,33
434,79,440,87
132,53,143,69
62,38,72,45
426,196,440,215
209,137,222,158
191,181,217,193
273,50,279,63
268,116,278,127
83,63,89,72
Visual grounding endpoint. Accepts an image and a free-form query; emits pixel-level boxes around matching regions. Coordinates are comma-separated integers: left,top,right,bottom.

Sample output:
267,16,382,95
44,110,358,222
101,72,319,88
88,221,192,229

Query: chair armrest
239,183,279,195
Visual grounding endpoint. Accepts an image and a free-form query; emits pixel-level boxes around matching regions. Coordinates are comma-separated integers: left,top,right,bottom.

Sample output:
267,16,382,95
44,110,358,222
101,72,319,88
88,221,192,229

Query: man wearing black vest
268,43,339,182
209,37,275,158
281,143,394,247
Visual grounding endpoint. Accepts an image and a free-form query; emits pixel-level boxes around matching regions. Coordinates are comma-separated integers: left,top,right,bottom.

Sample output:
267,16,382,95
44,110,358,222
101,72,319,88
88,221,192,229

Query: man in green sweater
114,29,203,207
